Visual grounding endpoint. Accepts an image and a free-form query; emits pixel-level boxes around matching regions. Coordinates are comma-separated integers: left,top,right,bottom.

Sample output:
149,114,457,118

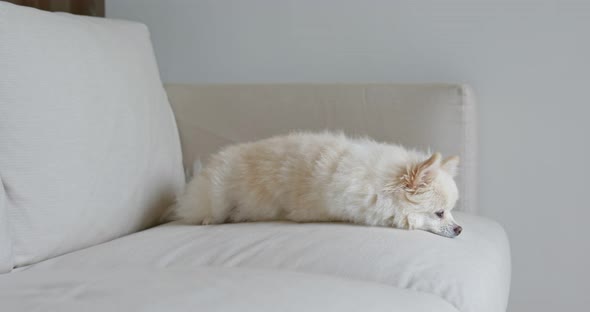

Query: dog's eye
435,211,444,218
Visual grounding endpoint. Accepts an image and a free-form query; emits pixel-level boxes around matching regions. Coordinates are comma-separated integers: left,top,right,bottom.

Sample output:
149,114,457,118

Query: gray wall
106,1,590,311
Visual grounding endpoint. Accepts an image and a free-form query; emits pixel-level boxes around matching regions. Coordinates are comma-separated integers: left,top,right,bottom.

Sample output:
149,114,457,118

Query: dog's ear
441,156,460,177
398,153,441,193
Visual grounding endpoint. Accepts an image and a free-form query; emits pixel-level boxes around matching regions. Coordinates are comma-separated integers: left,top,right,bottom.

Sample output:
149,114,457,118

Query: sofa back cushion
166,84,477,213
0,3,185,269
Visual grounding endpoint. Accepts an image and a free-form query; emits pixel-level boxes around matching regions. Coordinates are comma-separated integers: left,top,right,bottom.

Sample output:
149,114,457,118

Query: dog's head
386,153,462,238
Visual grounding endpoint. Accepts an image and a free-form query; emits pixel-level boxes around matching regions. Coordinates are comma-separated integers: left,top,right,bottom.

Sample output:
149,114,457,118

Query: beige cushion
0,268,459,312
0,3,185,269
165,84,477,212
28,213,509,312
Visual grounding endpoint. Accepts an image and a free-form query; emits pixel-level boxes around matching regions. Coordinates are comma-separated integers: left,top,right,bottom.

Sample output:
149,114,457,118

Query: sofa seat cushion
29,212,509,312
0,267,459,312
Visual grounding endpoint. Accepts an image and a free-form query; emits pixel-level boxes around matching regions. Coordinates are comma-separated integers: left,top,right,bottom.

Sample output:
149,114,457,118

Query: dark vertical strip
3,0,105,17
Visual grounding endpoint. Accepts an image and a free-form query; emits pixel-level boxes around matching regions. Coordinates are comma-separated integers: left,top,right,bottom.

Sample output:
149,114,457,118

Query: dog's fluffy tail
159,159,202,223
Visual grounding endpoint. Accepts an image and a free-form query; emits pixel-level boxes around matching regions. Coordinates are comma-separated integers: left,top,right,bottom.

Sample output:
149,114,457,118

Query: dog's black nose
453,226,463,236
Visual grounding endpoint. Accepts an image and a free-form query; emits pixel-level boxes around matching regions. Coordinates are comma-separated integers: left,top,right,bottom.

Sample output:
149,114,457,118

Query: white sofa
0,3,510,312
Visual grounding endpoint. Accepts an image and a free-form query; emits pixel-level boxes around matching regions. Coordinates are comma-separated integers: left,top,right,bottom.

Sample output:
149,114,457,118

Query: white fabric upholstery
165,83,478,213
0,267,459,312
0,3,185,268
31,212,510,312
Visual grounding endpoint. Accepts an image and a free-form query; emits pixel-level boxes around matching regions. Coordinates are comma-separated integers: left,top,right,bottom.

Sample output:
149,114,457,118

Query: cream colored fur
175,132,462,237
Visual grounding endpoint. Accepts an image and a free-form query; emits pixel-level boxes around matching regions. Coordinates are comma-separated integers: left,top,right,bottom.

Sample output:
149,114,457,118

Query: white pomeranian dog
174,132,463,238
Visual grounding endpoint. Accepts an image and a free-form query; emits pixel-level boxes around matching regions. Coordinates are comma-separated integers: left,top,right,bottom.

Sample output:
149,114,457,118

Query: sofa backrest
0,3,185,271
165,84,477,214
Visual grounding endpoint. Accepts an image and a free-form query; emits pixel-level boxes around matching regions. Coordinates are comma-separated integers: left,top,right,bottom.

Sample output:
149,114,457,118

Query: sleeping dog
174,132,462,238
